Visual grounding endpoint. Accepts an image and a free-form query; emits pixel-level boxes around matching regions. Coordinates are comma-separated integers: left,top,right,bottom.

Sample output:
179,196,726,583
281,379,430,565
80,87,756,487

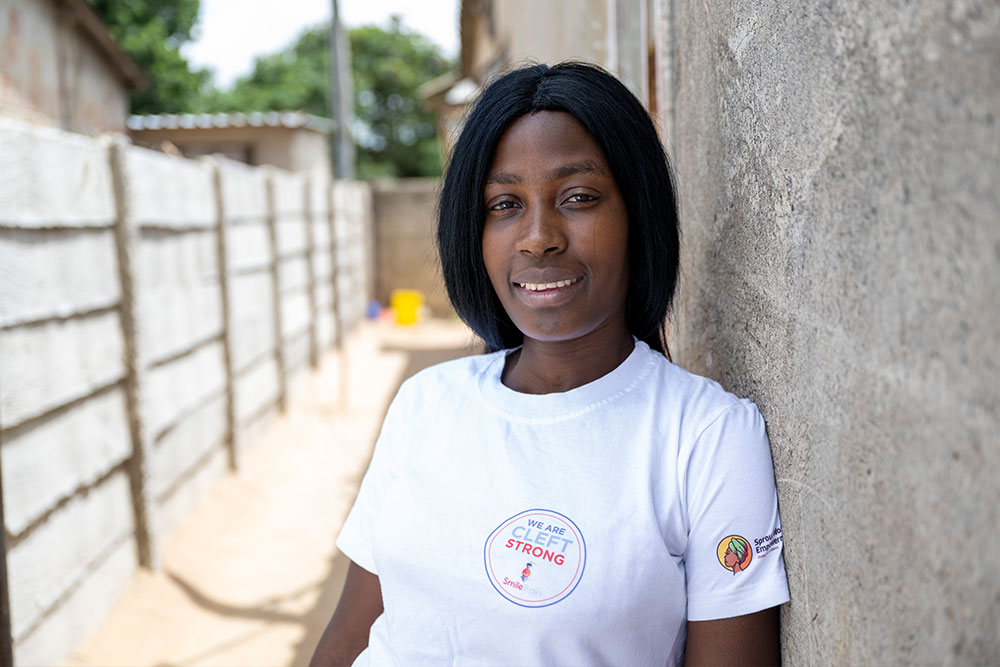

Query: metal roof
127,111,334,133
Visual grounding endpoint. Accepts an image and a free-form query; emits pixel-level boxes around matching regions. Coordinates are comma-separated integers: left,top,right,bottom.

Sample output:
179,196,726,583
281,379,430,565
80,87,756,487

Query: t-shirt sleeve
335,383,411,575
681,401,790,621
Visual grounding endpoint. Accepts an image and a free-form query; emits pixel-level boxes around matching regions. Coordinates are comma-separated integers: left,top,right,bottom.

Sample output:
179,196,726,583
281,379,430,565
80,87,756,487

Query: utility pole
329,0,355,179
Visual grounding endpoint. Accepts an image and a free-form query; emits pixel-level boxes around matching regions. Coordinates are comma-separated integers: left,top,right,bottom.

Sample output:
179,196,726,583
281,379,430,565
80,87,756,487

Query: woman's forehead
488,111,610,177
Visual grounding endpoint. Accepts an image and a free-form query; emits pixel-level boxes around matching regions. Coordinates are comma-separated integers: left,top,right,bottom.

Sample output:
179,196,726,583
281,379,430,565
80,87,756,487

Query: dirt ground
65,318,479,667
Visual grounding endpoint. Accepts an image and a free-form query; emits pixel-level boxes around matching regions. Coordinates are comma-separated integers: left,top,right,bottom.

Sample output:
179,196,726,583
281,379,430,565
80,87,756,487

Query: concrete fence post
329,182,350,407
264,173,288,412
206,159,240,472
328,182,343,348
107,138,158,569
304,177,319,369
362,184,376,314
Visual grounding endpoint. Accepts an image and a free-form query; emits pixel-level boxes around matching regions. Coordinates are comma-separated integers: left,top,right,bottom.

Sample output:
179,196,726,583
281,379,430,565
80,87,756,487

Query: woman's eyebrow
486,161,607,186
545,160,607,180
486,171,521,185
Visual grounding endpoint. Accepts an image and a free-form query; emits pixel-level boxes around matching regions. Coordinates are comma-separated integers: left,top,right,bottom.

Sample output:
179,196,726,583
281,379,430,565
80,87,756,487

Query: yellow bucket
390,289,424,325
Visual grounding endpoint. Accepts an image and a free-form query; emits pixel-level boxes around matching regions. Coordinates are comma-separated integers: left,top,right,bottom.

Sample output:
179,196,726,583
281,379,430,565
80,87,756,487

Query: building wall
665,2,999,664
0,116,374,666
288,129,333,175
254,127,330,174
459,0,654,118
129,126,332,174
495,0,611,71
370,178,451,316
0,0,130,134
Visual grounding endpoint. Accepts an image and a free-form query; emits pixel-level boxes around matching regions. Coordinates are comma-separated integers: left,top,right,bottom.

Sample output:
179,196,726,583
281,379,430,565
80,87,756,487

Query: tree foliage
211,16,452,179
87,0,212,114
209,25,330,117
87,2,450,177
348,17,451,178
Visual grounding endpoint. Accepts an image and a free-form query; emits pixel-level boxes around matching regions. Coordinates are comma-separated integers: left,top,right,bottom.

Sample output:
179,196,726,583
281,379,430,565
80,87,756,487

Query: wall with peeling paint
666,2,999,663
0,0,131,134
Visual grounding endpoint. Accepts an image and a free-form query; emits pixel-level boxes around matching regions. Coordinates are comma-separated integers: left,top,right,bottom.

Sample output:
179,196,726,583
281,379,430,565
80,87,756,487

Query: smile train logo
484,509,586,608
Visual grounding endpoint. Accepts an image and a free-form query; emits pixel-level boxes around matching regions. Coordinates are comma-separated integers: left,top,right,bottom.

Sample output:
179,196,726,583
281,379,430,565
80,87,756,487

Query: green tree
212,16,451,178
211,25,330,116
87,0,212,114
348,17,450,178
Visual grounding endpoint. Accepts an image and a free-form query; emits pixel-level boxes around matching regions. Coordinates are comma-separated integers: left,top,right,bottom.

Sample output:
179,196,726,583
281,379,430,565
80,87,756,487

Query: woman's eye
490,200,519,211
566,193,598,204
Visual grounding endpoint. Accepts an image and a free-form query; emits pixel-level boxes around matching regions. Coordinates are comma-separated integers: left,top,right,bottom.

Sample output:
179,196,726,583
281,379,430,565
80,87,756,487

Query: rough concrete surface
670,2,999,664
64,319,479,667
370,179,453,316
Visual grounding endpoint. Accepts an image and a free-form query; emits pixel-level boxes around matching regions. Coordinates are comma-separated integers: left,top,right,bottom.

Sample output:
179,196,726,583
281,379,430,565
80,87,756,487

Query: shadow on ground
286,335,480,667
288,553,351,667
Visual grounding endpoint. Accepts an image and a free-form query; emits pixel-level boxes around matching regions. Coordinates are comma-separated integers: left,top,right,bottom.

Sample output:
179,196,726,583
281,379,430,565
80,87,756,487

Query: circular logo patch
717,535,752,574
484,509,586,608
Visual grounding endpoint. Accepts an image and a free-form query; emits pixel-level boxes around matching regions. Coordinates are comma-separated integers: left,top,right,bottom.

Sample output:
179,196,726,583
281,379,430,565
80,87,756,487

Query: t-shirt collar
477,338,656,423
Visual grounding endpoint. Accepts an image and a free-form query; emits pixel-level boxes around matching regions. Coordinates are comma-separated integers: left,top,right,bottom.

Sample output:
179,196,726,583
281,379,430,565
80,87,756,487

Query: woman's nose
516,205,566,257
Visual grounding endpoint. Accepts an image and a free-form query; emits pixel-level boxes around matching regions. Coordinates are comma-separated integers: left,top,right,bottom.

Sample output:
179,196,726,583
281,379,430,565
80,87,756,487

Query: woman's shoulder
378,350,501,438
395,348,504,398
642,346,761,424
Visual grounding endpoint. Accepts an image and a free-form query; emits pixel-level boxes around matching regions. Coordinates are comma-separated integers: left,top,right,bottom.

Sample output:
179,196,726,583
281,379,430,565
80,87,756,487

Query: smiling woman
438,63,681,361
481,111,632,391
311,62,789,667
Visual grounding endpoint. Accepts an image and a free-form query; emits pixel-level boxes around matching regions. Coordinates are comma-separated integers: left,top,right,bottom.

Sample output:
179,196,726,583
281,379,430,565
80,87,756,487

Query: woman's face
481,111,629,346
724,548,739,568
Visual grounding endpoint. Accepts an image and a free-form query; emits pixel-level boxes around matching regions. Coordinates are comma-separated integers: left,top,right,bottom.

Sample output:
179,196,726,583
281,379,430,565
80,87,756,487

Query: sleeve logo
717,535,752,574
484,509,586,608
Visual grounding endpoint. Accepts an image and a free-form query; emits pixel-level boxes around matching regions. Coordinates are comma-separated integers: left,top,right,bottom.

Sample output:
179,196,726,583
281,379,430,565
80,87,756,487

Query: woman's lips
511,276,584,306
515,276,582,292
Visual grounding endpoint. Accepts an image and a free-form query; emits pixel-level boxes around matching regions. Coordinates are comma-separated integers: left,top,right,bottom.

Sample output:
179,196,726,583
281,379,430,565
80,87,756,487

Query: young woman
311,62,789,666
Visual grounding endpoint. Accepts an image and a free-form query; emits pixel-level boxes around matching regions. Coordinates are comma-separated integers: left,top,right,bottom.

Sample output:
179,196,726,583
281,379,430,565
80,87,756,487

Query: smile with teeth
516,277,582,291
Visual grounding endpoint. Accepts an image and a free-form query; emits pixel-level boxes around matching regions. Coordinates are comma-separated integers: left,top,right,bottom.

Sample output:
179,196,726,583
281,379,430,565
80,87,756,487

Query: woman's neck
500,325,635,394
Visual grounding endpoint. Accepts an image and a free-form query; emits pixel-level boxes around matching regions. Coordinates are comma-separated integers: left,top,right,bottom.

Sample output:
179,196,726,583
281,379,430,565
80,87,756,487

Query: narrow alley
64,319,477,667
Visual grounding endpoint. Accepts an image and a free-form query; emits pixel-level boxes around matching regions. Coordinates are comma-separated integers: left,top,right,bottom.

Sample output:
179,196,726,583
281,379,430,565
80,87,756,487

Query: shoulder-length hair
437,61,679,355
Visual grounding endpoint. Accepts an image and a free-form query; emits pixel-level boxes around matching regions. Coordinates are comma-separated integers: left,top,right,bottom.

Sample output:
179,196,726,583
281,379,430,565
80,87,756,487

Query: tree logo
717,535,752,574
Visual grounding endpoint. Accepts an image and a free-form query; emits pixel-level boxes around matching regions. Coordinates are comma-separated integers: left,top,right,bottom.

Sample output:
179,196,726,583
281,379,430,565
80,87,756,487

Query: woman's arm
310,562,384,667
684,606,781,666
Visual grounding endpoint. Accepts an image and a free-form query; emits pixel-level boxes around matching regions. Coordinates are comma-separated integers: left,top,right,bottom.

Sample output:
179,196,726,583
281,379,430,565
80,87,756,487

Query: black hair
437,61,679,355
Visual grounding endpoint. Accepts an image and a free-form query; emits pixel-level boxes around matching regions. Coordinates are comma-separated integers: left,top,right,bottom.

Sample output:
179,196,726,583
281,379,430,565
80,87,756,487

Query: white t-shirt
337,340,789,666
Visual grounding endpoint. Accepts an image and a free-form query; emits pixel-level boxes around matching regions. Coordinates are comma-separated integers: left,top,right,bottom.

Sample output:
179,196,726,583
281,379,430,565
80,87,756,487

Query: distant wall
371,178,452,317
666,2,999,664
0,116,373,666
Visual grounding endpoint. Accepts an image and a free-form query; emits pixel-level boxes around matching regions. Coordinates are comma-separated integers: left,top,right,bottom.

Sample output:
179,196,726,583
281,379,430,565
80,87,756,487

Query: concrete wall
665,2,999,664
460,0,654,109
0,0,131,134
370,178,452,317
0,116,374,666
494,0,611,72
0,116,134,667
